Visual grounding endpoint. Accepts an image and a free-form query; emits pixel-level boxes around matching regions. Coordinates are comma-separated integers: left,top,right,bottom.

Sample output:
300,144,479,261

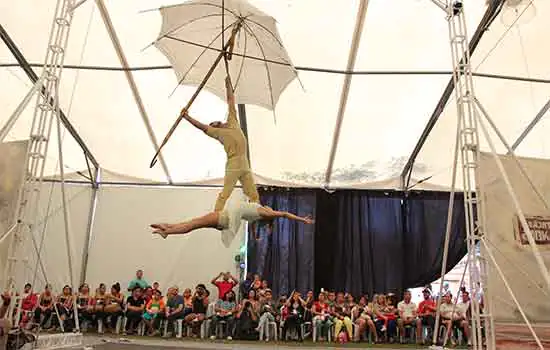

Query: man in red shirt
416,288,436,344
211,272,238,300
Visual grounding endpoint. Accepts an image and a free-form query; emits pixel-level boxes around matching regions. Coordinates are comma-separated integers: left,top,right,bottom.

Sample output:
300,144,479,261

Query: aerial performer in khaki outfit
181,74,259,212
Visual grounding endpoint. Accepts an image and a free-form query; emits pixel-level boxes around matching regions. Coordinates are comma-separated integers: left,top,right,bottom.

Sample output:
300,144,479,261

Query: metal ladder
446,1,493,349
3,0,77,322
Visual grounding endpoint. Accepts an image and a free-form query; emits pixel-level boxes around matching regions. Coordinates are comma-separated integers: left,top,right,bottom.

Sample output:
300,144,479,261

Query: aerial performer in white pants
151,202,314,247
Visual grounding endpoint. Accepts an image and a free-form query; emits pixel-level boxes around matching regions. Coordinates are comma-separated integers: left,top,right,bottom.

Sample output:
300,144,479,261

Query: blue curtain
247,188,316,297
315,191,404,296
248,188,467,297
402,191,467,287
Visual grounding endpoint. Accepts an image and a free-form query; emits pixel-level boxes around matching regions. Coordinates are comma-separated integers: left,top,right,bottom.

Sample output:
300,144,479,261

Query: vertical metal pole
79,168,100,286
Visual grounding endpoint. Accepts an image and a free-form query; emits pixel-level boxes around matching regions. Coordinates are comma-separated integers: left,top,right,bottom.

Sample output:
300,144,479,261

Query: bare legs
151,212,220,238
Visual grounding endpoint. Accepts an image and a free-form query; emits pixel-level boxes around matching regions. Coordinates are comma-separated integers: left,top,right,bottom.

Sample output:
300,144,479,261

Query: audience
3,271,475,347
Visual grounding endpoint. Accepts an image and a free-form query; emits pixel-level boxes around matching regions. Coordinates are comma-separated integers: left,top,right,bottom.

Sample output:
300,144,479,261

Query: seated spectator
373,294,397,341
1,292,12,347
124,287,145,335
397,290,417,343
326,291,336,308
55,285,74,331
159,286,185,335
312,292,332,341
257,289,278,339
152,282,160,294
416,288,436,344
184,284,209,336
345,293,356,309
143,289,165,336
239,273,253,299
104,283,124,331
277,295,287,312
457,291,471,345
143,287,153,304
182,288,193,317
244,289,260,314
93,283,108,327
235,295,259,340
258,280,270,298
211,272,238,300
281,291,305,341
352,295,377,343
76,284,94,328
20,283,37,328
210,290,237,339
439,291,470,346
251,274,261,292
333,292,353,342
128,270,149,291
34,284,54,329
303,291,314,323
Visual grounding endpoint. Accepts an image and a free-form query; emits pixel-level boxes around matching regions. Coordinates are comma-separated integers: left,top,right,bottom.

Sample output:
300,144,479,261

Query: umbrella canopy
153,0,298,110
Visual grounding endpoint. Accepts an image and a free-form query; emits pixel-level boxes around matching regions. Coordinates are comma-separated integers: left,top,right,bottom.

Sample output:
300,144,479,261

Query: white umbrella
149,0,298,167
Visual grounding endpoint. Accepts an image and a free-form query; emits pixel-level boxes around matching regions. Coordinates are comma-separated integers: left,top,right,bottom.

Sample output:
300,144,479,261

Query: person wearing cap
416,288,436,344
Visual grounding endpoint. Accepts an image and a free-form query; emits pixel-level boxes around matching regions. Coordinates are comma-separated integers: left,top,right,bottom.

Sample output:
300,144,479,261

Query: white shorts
217,201,261,248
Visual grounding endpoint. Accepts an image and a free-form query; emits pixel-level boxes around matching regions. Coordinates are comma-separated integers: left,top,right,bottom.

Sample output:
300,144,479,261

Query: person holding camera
234,296,259,340
281,291,306,341
352,295,378,343
184,284,209,336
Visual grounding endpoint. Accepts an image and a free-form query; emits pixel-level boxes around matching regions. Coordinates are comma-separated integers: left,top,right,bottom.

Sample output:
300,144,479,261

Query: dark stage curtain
402,191,467,288
247,188,316,297
248,187,467,298
315,191,405,296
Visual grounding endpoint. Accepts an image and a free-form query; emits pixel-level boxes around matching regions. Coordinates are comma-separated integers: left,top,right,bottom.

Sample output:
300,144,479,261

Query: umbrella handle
150,22,243,169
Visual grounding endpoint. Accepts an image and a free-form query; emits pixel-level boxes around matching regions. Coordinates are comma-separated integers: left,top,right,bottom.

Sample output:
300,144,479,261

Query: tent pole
79,168,101,286
510,98,550,152
323,0,369,187
94,0,173,183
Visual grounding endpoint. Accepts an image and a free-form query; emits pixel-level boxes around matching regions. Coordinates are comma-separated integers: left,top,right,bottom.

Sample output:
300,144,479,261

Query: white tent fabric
2,0,547,188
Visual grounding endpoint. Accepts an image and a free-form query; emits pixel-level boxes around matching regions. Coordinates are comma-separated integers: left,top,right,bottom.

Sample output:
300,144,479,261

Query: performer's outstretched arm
182,110,209,133
225,75,238,128
258,207,314,225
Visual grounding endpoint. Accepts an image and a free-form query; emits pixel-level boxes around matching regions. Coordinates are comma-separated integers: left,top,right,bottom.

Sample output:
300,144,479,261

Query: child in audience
143,289,165,336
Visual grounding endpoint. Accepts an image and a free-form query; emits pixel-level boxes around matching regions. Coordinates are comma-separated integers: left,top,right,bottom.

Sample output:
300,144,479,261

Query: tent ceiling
1,0,548,188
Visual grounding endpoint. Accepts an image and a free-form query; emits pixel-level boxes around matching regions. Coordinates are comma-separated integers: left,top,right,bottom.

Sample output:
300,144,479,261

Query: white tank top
239,202,262,222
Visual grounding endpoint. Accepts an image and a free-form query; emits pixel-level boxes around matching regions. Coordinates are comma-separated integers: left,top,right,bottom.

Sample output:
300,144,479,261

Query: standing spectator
211,272,238,300
416,288,436,343
312,292,332,341
128,270,149,291
34,284,54,329
124,287,145,335
397,290,417,343
239,273,253,299
210,290,237,339
160,287,185,335
142,289,165,336
281,291,305,341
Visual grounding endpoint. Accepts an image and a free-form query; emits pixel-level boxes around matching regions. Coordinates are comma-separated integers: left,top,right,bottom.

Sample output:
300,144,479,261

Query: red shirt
313,301,329,314
21,293,38,311
417,299,436,315
215,281,236,299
